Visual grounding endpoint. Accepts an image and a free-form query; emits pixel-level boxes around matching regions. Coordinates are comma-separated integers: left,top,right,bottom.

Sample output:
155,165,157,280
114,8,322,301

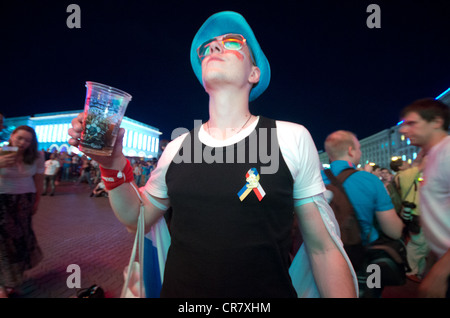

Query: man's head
380,168,392,182
324,130,362,165
198,33,260,98
190,11,270,101
390,157,410,172
399,98,449,148
371,164,381,178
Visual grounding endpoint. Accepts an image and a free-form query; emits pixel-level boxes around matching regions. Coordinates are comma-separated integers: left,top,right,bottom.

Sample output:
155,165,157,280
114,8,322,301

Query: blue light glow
43,125,49,143
127,130,133,148
35,126,42,142
132,131,138,148
123,128,127,146
143,135,147,151
63,124,70,141
155,138,159,153
151,137,156,152
435,87,450,100
5,111,161,158
48,125,54,143
138,133,143,150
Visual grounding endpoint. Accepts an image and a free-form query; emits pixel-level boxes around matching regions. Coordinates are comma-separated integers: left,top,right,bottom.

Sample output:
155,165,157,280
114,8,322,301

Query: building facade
2,110,162,159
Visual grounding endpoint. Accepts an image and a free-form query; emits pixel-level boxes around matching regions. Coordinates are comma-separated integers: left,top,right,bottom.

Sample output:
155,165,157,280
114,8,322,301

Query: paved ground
10,181,420,298
14,181,134,298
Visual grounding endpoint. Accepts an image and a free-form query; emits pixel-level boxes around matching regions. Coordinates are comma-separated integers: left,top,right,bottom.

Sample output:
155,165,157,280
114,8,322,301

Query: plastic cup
79,81,132,156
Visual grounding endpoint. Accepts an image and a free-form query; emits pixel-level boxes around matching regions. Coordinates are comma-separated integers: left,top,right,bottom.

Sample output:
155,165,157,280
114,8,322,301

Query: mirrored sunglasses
197,34,255,64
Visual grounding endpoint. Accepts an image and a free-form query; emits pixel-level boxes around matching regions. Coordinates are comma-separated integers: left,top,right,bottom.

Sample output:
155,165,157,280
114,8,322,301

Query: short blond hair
324,130,357,161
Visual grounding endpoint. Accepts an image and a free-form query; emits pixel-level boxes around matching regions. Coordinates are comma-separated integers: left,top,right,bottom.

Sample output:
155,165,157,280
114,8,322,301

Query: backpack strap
401,171,421,201
324,168,358,189
324,167,367,240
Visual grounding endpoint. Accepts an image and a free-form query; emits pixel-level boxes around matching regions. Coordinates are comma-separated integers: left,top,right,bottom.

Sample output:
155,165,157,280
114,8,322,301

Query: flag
142,217,171,298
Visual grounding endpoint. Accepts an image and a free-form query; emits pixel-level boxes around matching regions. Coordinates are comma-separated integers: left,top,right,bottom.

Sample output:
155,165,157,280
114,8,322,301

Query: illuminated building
2,110,162,159
319,87,450,169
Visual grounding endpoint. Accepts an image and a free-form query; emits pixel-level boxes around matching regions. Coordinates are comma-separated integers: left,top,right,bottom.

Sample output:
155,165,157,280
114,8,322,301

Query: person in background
77,155,93,188
390,156,429,283
323,131,403,245
322,130,404,297
380,167,403,216
42,153,60,196
133,162,142,187
141,162,151,185
62,152,72,181
0,125,44,298
380,167,393,185
371,164,382,180
399,98,450,298
71,154,80,181
90,180,107,198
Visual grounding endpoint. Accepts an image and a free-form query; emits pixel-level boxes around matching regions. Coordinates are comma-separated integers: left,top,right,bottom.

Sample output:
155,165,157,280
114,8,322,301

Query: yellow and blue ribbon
237,168,266,201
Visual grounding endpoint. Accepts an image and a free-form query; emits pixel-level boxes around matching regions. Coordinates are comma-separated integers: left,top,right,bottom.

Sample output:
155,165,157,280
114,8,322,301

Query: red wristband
100,159,134,191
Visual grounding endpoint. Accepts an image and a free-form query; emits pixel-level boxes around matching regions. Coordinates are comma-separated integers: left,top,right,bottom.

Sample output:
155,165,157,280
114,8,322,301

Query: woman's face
10,129,33,153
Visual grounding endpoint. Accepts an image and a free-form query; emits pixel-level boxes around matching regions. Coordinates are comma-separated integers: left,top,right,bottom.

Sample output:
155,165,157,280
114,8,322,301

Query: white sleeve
276,121,325,199
289,193,359,297
144,133,188,199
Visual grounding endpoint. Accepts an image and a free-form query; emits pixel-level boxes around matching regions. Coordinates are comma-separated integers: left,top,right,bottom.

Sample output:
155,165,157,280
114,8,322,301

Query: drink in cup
79,81,132,156
0,146,18,155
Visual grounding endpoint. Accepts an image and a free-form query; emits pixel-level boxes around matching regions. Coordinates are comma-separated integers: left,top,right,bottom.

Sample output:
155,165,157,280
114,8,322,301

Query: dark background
2,0,449,150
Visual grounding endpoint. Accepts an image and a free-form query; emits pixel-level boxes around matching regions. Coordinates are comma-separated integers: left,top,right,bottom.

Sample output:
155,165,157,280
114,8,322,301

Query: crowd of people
0,101,448,299
0,126,160,297
38,149,158,197
323,132,429,297
320,98,449,298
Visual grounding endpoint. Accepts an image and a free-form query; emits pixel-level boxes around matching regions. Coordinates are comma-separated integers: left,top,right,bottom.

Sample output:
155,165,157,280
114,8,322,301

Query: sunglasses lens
223,40,242,50
198,39,213,60
197,34,246,61
199,45,211,58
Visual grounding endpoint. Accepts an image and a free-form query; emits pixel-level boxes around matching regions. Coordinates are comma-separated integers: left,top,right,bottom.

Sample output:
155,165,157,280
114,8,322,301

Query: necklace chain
207,115,253,136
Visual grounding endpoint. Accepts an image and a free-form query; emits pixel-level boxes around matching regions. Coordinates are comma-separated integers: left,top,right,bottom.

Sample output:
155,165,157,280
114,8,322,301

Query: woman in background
0,125,44,298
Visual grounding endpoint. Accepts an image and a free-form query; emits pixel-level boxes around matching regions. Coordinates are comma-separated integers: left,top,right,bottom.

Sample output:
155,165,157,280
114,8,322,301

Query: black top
162,117,296,298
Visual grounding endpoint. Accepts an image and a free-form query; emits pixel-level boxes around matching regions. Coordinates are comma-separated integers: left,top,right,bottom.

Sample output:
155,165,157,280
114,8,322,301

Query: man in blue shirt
322,130,403,245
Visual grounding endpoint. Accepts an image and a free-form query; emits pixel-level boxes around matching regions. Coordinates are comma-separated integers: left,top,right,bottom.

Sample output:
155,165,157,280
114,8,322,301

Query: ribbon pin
237,168,266,201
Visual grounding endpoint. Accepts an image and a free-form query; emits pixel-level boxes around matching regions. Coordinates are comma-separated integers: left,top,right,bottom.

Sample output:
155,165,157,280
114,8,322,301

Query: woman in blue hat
69,11,357,298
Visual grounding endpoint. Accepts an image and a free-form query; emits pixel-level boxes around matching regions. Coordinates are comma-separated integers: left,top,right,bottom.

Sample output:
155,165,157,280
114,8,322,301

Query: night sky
2,0,450,150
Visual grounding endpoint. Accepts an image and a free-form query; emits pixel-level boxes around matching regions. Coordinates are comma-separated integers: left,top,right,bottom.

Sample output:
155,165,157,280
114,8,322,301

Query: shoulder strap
325,168,358,188
325,168,365,236
401,171,421,200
